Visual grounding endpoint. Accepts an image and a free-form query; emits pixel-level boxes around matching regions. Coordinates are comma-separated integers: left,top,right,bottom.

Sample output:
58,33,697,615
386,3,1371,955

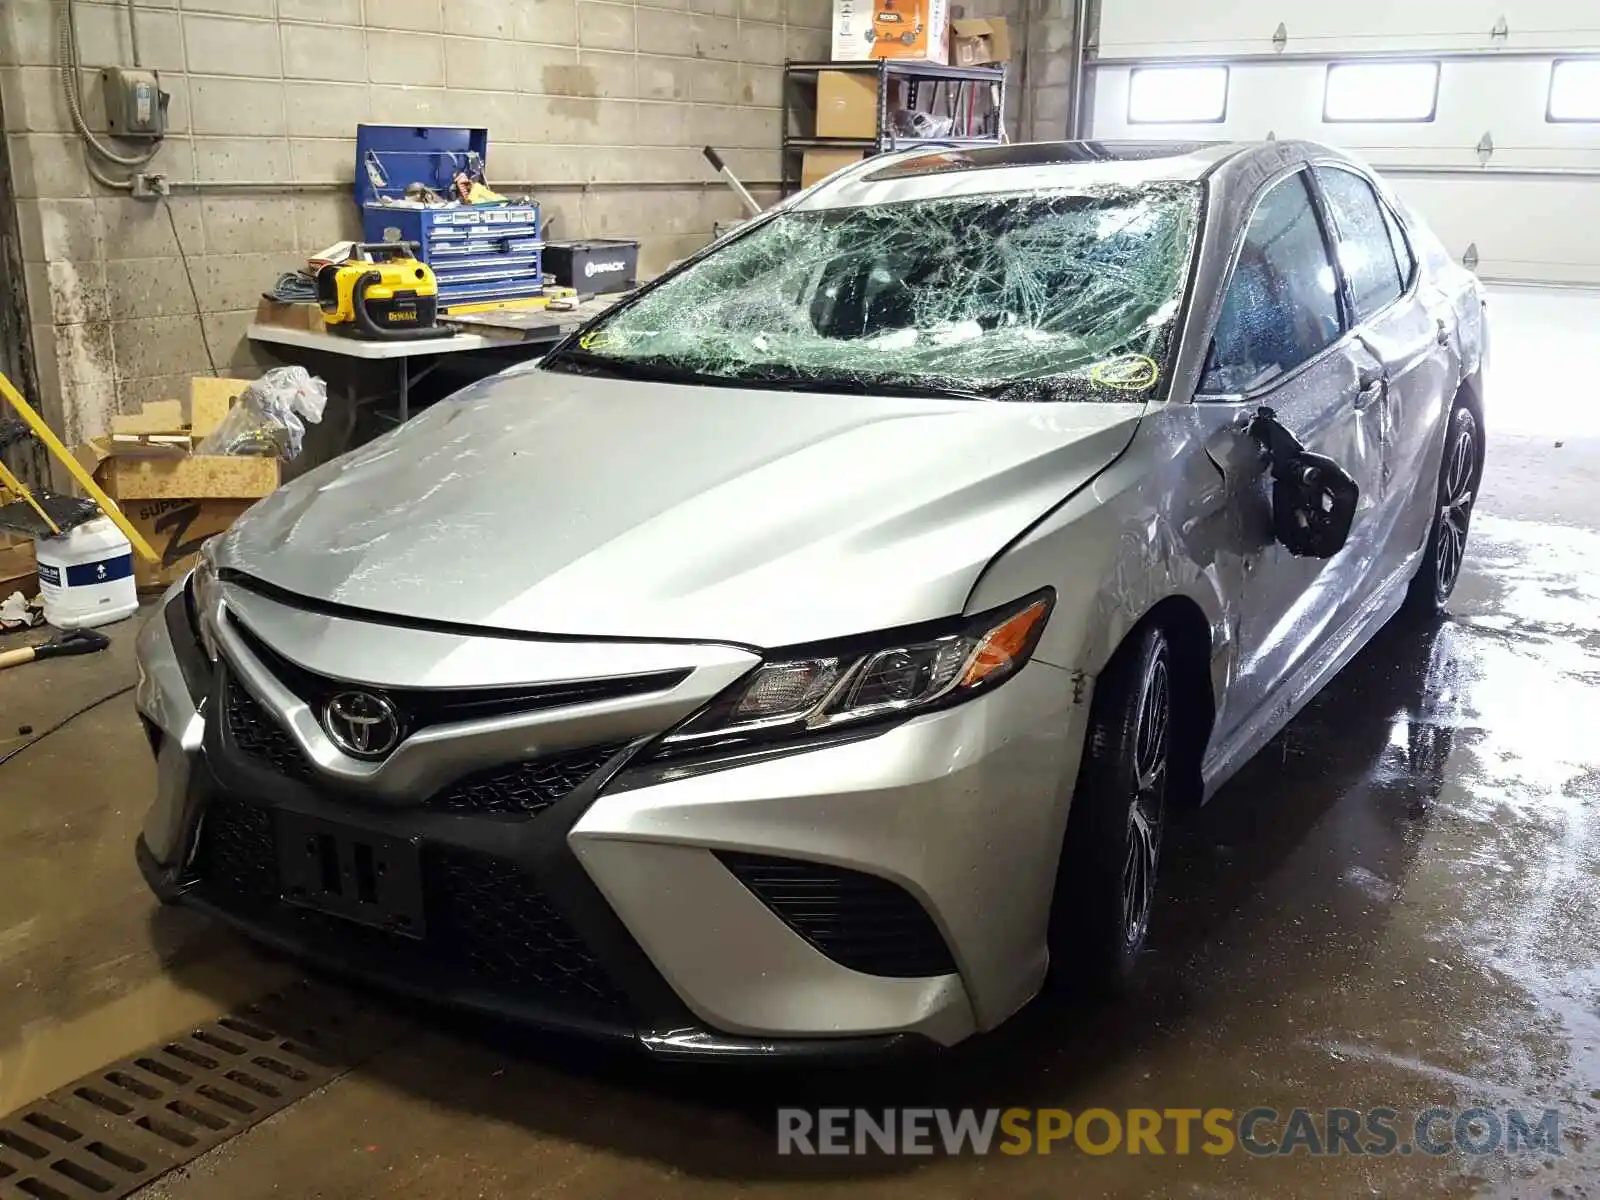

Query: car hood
217,370,1144,647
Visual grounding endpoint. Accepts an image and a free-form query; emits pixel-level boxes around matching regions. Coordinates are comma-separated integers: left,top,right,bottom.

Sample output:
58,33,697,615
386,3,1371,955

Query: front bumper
135,582,1087,1059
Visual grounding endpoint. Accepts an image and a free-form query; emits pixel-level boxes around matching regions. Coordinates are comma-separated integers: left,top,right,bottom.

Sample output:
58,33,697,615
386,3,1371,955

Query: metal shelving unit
782,60,1007,194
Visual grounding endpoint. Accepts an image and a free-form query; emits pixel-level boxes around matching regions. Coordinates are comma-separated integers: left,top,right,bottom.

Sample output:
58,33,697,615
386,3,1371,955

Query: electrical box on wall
100,69,168,140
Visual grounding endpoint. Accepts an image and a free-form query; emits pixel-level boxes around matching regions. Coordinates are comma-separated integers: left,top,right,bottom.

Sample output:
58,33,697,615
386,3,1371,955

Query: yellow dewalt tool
316,242,453,341
0,371,158,561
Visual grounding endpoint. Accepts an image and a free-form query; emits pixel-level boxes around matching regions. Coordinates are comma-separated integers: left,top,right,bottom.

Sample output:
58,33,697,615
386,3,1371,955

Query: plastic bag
195,367,327,460
889,109,955,139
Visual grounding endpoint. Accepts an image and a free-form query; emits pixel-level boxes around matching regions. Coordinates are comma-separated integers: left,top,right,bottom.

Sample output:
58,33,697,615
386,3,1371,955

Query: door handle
1436,318,1450,346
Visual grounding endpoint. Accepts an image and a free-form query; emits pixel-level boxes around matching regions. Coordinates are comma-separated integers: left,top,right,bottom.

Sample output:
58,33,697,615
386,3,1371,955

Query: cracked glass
550,183,1202,403
1318,166,1405,321
1202,172,1342,394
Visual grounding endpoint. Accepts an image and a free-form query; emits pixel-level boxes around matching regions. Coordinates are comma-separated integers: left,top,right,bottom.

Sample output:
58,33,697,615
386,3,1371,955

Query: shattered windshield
548,182,1201,402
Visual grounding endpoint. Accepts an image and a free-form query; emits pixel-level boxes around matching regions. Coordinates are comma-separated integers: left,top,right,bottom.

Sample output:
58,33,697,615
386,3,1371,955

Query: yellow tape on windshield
1090,355,1160,392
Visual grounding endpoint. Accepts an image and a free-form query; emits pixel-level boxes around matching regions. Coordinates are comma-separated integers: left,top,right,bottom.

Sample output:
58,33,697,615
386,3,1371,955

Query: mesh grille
192,798,627,1014
718,852,957,978
223,670,622,815
426,743,626,816
223,678,314,783
195,797,278,899
429,849,627,1006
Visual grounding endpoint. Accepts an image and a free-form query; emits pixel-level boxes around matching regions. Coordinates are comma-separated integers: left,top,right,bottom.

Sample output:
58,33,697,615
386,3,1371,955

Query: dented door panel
1200,340,1383,747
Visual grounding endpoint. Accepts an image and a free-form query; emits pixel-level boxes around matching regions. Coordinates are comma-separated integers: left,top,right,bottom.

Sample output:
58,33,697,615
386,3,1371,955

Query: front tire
1404,403,1481,617
1048,623,1172,994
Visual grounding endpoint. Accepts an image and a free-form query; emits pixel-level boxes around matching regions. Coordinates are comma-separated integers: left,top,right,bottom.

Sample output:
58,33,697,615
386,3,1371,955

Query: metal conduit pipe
57,0,159,173
1066,0,1093,138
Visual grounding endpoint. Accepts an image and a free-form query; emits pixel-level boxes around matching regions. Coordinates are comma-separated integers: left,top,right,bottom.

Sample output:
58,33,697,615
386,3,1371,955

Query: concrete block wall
0,0,828,443
955,0,1075,140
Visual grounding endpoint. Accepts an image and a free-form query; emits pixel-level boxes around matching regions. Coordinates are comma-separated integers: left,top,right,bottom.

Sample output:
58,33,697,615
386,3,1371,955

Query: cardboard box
255,296,326,333
111,400,185,437
0,536,36,598
74,440,279,591
949,16,1010,66
190,377,248,439
832,0,948,64
817,70,880,138
801,149,867,188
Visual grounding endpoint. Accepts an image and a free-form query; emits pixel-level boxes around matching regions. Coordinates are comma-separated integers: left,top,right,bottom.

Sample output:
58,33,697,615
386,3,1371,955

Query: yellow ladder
0,371,158,561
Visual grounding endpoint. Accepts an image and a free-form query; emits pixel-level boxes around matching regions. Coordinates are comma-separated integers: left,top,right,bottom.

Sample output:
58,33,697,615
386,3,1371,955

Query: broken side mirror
1247,407,1359,559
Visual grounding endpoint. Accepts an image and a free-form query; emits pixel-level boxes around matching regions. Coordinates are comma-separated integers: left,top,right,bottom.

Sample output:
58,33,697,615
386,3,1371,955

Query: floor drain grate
0,979,408,1199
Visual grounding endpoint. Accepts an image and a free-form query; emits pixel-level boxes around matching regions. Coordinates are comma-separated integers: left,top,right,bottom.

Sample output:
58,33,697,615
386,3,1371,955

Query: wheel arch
1455,368,1488,470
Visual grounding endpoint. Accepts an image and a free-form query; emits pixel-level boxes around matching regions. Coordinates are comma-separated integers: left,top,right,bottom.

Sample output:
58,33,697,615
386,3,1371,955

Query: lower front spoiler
137,835,933,1064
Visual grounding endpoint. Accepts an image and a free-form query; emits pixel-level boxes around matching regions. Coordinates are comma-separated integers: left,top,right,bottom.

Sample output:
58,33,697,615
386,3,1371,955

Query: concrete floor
1,285,1597,1199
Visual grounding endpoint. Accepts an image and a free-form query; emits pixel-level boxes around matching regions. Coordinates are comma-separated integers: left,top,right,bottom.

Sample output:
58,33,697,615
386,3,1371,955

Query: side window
1201,172,1343,395
1317,167,1405,320
1380,200,1416,287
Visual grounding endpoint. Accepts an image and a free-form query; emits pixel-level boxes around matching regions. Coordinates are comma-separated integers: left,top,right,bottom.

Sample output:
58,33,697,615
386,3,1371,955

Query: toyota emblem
322,691,402,759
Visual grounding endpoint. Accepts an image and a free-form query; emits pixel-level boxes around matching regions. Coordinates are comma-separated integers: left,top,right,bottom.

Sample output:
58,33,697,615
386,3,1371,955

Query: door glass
1318,167,1405,320
1380,201,1416,287
1201,172,1342,394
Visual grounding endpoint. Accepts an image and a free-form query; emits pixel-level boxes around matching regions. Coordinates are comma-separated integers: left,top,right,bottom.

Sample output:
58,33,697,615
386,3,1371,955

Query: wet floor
0,285,1596,1198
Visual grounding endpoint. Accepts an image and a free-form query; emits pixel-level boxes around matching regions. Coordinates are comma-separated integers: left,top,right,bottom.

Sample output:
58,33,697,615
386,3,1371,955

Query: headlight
655,590,1053,757
187,550,222,661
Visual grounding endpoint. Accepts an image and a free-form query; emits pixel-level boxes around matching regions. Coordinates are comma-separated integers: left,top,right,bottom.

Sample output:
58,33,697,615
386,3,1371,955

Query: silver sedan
134,139,1487,1057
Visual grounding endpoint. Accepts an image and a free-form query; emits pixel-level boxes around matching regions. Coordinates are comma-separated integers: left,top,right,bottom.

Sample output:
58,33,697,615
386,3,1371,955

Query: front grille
223,675,315,783
718,852,957,978
224,669,622,815
229,615,688,736
426,743,627,816
192,798,627,1013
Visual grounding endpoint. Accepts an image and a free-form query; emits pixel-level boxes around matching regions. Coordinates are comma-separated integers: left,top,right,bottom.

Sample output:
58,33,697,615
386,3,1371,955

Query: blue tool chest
354,124,542,311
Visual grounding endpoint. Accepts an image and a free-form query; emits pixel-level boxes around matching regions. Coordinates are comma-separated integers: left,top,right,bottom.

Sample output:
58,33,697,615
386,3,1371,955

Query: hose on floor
0,683,135,770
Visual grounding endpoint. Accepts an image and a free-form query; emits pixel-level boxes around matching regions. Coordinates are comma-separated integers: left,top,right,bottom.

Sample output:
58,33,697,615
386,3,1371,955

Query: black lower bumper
139,648,933,1063
139,835,928,1063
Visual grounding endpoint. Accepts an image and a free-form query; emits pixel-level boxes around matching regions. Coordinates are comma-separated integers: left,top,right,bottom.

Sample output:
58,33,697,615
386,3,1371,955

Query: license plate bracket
276,812,426,939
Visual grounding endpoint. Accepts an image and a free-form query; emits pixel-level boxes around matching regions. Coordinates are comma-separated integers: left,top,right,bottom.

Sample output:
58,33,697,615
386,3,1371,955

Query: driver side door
1198,168,1389,747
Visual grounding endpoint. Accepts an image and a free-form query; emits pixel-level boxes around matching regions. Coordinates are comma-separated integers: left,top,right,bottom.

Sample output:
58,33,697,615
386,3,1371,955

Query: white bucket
35,517,139,630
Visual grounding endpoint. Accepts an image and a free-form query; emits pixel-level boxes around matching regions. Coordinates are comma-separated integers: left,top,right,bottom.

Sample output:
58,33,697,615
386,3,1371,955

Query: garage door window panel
1317,168,1406,323
1127,66,1230,124
1548,58,1600,122
1323,62,1440,123
1201,172,1344,396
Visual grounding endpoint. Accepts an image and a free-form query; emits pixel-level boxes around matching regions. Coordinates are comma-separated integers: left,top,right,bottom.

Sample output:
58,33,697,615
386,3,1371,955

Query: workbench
247,294,622,422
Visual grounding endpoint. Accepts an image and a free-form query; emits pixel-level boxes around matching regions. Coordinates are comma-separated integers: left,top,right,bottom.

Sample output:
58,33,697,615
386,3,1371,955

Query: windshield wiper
541,347,713,387
547,351,998,401
726,370,998,403
544,351,1088,404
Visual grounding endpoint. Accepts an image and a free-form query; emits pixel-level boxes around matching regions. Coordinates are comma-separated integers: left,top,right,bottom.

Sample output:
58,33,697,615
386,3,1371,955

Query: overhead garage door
1085,0,1600,285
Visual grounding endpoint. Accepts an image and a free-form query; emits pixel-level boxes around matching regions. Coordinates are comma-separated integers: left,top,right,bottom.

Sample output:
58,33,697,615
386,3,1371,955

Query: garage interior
1,0,1598,1196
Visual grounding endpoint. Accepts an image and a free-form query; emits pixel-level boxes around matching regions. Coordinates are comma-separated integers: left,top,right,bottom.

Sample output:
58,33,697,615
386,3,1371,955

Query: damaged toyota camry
134,140,1487,1058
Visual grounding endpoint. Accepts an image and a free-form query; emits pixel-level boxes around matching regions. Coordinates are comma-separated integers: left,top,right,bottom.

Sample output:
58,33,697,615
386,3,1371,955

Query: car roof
791,139,1342,210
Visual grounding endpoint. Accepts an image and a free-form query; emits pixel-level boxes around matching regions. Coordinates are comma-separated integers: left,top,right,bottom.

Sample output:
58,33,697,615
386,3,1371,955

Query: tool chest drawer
354,123,543,312
363,206,545,311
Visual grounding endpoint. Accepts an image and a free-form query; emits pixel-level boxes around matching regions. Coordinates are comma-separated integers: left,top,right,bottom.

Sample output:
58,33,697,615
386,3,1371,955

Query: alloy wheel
1435,416,1478,600
1122,652,1169,950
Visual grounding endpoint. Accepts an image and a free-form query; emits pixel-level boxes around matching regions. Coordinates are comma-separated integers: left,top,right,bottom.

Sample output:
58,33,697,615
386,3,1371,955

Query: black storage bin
543,240,640,296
